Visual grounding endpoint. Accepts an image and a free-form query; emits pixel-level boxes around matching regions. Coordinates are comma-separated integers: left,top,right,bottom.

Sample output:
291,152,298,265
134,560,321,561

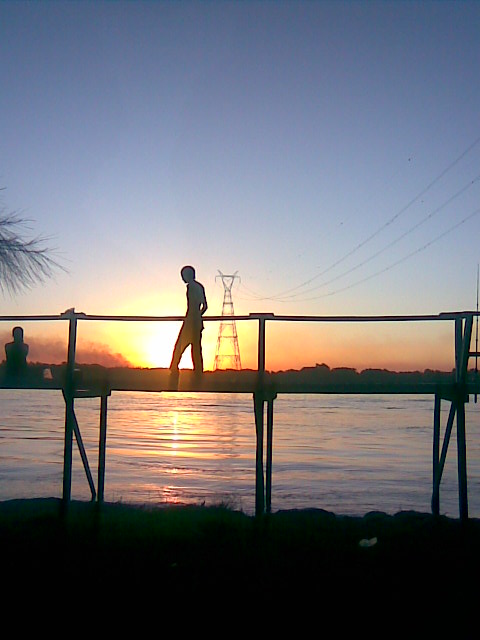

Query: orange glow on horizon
113,320,456,372
264,322,455,372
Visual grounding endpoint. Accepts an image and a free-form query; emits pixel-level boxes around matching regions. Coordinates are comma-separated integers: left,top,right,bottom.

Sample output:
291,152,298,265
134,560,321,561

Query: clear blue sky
1,1,480,369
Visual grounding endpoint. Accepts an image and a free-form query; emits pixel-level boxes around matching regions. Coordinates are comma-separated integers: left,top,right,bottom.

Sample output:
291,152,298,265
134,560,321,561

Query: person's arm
200,286,208,315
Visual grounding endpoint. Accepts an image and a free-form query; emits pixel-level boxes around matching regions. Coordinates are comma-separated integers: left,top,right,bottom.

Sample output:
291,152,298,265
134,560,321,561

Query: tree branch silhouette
0,208,65,296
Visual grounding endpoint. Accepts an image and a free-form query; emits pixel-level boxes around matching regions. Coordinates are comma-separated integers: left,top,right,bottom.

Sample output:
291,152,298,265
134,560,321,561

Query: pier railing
1,309,479,519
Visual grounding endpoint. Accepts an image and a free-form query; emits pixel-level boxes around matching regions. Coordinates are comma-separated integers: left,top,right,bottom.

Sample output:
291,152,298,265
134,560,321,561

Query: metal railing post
258,316,266,377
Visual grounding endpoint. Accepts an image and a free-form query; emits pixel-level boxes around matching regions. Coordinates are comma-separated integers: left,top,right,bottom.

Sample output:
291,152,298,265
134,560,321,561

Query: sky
1,0,480,371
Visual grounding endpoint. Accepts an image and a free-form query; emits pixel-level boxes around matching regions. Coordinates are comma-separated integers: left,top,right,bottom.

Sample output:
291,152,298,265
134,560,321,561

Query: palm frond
0,212,65,295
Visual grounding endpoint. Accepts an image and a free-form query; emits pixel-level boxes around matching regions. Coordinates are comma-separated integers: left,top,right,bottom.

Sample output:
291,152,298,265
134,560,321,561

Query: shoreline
2,497,480,611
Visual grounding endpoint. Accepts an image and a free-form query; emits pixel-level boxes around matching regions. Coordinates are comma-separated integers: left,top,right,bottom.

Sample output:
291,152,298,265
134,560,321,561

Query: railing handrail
0,310,478,322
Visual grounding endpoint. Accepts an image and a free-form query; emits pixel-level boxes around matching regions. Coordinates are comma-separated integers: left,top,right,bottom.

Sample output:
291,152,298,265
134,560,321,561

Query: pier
1,309,479,519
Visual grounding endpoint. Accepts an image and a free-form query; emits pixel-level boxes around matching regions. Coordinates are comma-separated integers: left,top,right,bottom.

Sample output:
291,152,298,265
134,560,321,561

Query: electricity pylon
213,271,242,371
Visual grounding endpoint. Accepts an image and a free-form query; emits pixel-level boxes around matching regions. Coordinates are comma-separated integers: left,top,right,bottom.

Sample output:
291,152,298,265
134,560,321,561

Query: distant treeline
2,360,473,391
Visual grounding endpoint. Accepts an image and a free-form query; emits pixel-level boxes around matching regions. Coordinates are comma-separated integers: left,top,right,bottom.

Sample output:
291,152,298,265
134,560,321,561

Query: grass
1,498,480,621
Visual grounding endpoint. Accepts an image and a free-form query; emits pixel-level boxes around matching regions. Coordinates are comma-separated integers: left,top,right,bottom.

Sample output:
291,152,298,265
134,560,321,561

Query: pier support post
253,392,265,517
265,394,276,514
98,393,108,503
253,391,276,516
62,310,78,506
432,399,456,514
253,314,269,517
432,394,441,516
62,395,75,505
70,401,96,500
456,315,472,521
457,397,468,520
432,314,473,520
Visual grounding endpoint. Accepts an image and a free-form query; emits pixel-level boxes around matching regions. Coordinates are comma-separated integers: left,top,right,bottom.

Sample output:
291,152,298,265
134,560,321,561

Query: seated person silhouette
5,326,29,379
170,265,208,375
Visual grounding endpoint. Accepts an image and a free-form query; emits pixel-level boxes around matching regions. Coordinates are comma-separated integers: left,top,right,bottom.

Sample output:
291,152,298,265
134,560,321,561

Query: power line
290,205,480,301
238,156,420,303
275,172,480,300
240,133,480,302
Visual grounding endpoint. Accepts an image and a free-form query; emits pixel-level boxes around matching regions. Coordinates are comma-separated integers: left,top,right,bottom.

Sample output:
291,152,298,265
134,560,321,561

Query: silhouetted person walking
5,326,29,378
170,266,208,373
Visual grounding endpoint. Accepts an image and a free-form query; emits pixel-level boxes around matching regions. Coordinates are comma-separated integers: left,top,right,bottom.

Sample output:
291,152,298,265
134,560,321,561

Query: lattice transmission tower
213,271,242,371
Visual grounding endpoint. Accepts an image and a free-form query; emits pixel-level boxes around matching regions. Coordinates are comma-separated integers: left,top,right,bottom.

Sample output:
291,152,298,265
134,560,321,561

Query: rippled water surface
1,389,480,517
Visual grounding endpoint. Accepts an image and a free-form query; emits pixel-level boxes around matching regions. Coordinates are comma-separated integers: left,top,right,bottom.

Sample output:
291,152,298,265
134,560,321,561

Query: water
1,389,480,518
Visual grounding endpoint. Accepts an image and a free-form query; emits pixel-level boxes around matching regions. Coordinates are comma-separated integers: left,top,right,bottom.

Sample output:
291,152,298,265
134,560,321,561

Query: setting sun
142,331,176,368
126,323,181,368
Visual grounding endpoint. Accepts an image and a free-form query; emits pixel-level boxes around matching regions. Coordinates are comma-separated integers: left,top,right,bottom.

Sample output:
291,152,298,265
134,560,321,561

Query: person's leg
170,327,188,370
191,331,204,372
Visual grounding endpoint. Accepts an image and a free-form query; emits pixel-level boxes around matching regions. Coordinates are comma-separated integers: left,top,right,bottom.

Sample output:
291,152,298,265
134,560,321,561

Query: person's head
12,326,24,343
181,265,195,283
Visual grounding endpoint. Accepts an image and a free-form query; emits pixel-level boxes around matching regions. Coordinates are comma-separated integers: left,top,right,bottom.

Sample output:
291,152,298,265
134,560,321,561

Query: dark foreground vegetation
1,498,479,624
